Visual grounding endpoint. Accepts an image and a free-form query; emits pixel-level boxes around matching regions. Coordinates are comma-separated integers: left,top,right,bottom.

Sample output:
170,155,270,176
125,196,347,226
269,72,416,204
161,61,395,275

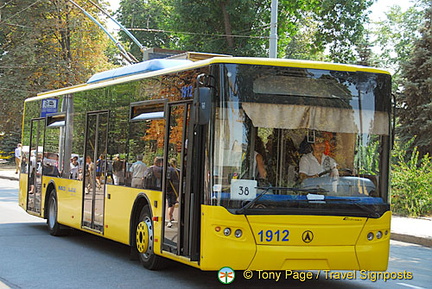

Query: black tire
46,189,68,236
135,205,166,270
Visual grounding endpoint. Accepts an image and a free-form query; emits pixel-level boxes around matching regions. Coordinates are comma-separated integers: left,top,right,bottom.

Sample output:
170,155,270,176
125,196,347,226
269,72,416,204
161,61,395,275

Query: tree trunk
220,1,234,48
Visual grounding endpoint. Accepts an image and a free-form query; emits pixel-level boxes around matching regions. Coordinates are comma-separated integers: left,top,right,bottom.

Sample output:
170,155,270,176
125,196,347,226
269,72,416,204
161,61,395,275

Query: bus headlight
376,231,383,239
367,232,374,241
224,228,231,236
234,229,242,238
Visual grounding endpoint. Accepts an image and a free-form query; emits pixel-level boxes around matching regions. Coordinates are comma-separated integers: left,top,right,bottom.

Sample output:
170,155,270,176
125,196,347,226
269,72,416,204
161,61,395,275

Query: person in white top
129,155,147,189
299,134,338,182
14,143,22,174
70,156,80,179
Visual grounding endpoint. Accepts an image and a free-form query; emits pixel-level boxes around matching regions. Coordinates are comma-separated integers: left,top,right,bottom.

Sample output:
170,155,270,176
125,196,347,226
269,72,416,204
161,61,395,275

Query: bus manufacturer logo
302,230,314,243
218,267,235,284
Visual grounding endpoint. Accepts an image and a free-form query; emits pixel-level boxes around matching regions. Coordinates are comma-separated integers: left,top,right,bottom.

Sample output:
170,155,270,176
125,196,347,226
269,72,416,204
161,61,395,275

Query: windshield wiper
236,187,271,214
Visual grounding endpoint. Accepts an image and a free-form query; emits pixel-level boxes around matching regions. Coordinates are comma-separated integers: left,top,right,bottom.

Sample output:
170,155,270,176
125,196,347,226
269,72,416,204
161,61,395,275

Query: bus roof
87,59,193,84
29,57,390,102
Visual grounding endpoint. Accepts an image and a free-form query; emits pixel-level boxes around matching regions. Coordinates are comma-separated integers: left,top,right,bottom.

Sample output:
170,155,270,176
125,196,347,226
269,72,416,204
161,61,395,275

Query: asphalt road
0,179,430,289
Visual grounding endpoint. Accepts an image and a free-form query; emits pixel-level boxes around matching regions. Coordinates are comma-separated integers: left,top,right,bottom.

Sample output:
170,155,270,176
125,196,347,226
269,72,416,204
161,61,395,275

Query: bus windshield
208,64,391,217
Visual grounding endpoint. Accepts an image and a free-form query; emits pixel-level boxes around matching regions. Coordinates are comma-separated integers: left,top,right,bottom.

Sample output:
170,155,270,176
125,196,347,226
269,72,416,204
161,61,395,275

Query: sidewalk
0,167,431,247
0,166,20,181
391,215,432,247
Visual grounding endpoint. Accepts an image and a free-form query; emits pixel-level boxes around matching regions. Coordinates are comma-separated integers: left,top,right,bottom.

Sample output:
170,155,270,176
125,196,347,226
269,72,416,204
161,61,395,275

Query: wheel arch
44,181,57,219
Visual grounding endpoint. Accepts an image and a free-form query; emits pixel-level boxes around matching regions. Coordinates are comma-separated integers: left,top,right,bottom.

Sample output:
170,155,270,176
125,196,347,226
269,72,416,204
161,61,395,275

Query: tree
355,33,375,67
312,0,374,63
116,0,172,59
116,0,374,62
370,3,425,91
0,0,112,139
398,4,432,157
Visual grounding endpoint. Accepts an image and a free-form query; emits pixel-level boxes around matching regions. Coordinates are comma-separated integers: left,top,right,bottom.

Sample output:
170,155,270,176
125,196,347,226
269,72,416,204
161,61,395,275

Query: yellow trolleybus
19,55,392,271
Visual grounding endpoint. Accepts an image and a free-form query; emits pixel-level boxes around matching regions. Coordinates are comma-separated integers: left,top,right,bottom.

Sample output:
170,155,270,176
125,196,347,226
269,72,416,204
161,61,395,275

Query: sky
107,0,120,11
370,0,414,21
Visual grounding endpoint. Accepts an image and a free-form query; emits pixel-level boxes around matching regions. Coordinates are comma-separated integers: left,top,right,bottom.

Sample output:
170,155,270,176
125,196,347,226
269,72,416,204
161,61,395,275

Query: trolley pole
269,0,278,58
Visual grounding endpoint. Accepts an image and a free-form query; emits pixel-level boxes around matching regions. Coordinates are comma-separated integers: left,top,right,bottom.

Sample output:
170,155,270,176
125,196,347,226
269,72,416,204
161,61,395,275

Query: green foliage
116,0,373,62
369,3,425,92
116,0,172,59
312,0,374,63
0,130,21,162
391,140,432,217
0,0,113,142
398,4,432,158
355,138,379,175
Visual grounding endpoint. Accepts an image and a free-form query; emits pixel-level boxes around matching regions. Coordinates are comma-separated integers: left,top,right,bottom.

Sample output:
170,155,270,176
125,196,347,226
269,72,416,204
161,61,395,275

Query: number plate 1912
257,229,290,242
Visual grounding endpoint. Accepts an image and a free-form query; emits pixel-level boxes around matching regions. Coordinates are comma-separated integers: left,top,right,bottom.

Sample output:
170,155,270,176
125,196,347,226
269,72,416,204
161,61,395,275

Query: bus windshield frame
206,63,392,217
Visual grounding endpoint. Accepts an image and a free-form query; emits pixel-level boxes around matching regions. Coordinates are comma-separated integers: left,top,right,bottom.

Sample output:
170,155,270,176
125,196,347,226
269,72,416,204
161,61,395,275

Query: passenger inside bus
253,136,267,181
42,152,60,177
143,157,163,190
112,154,125,185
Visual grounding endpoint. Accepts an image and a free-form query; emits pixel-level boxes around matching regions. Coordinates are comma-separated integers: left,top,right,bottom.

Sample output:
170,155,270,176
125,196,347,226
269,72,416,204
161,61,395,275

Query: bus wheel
47,189,68,236
136,205,165,270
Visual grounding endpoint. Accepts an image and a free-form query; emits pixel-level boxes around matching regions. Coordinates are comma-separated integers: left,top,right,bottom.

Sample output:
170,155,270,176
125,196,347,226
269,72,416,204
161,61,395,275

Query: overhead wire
0,0,43,26
0,0,15,10
125,27,270,39
0,1,271,40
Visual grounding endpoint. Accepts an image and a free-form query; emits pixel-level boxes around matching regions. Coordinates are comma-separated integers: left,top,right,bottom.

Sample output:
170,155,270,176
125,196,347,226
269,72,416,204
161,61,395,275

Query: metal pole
269,0,278,58
69,0,138,64
87,0,146,57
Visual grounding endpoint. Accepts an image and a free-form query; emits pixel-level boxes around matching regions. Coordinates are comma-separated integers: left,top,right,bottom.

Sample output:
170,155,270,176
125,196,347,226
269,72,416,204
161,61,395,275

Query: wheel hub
136,217,153,254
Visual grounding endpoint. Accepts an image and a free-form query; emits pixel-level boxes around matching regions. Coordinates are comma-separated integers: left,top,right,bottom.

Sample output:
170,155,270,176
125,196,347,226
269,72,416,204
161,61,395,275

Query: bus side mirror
195,87,213,125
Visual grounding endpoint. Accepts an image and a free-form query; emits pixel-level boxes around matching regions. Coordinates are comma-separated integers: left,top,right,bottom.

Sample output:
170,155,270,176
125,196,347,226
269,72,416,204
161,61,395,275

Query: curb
0,175,19,181
390,233,432,248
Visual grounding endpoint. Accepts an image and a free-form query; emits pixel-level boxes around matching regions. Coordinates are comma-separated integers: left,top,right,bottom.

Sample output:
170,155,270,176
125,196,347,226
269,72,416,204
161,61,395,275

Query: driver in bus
299,132,338,182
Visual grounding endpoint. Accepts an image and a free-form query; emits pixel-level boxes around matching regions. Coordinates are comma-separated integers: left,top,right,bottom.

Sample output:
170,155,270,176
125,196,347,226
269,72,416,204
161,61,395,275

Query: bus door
162,101,194,256
82,111,109,233
27,118,45,214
